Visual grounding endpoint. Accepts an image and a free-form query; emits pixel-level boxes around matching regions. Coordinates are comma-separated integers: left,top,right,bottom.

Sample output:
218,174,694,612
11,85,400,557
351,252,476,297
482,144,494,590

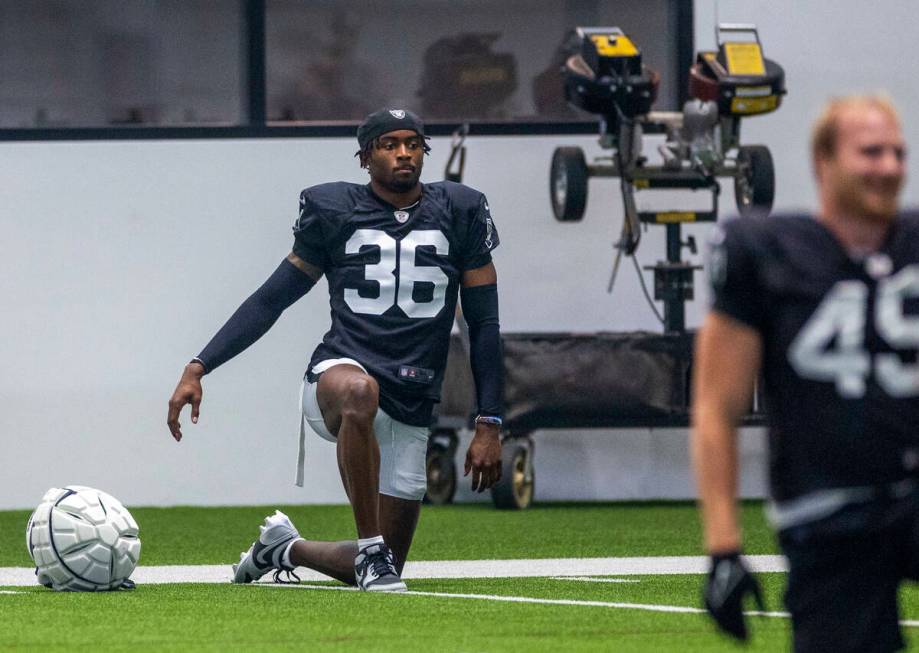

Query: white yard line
402,556,787,578
550,577,641,583
269,584,919,629
0,555,787,587
265,582,709,614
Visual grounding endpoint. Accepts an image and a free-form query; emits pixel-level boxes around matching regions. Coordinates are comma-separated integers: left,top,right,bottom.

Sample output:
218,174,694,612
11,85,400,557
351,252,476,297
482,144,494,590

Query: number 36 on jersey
344,229,450,319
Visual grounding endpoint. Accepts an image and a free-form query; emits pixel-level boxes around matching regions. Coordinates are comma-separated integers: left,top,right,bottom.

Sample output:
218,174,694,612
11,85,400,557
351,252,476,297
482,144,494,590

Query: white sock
357,535,384,551
281,538,303,569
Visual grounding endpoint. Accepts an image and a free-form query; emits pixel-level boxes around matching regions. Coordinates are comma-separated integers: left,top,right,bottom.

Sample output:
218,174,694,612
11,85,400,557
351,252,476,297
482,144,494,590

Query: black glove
703,551,764,641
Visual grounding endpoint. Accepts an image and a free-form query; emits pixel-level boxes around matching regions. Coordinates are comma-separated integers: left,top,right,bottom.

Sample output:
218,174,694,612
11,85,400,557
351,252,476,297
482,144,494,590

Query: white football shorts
296,357,430,501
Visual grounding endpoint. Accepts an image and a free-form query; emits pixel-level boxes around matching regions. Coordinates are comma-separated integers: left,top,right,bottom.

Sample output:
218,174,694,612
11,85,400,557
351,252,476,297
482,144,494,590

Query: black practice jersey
292,181,499,426
710,213,919,502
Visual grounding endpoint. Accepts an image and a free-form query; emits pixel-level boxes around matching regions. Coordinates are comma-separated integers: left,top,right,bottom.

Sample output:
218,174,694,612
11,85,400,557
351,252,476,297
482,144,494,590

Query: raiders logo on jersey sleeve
484,201,496,249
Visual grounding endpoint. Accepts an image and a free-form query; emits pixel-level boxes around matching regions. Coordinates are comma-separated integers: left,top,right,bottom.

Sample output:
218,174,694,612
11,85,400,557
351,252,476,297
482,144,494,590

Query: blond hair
811,95,901,164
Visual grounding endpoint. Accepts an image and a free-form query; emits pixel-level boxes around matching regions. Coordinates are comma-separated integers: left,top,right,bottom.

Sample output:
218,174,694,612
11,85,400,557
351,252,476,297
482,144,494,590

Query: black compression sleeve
195,258,316,373
460,284,503,418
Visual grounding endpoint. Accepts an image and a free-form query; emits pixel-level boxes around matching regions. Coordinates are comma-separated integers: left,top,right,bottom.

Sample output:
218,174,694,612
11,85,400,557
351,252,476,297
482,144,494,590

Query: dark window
0,0,243,128
266,0,678,124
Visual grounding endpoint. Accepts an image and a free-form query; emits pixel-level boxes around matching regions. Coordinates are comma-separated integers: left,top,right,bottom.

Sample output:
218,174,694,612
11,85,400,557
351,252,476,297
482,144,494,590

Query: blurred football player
692,95,919,651
167,108,504,592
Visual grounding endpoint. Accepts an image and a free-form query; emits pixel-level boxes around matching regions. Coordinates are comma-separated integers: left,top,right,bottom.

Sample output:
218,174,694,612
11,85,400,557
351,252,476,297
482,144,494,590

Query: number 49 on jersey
789,266,919,398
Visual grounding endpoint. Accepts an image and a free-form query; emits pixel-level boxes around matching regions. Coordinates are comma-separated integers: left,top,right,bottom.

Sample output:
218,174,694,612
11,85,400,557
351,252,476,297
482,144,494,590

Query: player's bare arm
460,261,503,492
166,361,205,442
690,310,762,553
692,309,765,640
285,252,323,282
166,252,320,442
461,261,497,288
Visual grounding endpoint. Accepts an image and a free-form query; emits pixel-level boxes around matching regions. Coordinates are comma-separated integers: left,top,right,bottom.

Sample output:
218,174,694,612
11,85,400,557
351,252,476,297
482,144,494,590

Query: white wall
694,0,919,212
0,135,725,509
4,0,917,509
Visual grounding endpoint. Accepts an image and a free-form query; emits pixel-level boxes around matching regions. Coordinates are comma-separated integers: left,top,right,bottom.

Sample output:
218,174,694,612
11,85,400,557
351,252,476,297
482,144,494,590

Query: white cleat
232,510,302,584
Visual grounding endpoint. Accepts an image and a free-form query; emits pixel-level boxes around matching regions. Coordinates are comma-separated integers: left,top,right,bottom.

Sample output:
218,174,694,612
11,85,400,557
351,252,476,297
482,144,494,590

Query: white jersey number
788,266,919,398
343,229,450,318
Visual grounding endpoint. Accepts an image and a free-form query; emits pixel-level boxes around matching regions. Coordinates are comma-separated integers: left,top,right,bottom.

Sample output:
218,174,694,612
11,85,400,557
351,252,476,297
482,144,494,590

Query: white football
26,486,141,591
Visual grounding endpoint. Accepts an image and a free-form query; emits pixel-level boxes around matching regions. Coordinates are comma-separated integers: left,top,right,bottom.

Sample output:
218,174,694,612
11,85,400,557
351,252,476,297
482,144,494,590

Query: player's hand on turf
464,424,502,492
703,551,764,641
166,362,205,442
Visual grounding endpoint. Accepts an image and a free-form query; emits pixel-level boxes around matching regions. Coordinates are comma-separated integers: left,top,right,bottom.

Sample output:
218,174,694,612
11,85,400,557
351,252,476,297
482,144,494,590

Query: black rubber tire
423,442,457,505
734,145,775,217
550,146,589,222
492,439,534,510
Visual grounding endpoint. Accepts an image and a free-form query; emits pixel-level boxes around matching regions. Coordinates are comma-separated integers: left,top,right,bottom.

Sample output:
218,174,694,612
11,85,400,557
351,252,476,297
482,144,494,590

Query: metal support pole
664,224,685,332
242,0,266,125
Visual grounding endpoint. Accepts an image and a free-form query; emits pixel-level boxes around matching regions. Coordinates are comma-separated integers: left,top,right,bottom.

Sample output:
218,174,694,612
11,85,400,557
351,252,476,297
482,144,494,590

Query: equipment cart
429,24,782,508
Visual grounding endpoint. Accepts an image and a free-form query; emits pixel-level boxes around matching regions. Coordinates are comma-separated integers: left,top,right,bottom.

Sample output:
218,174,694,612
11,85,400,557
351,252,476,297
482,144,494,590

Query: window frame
0,0,693,142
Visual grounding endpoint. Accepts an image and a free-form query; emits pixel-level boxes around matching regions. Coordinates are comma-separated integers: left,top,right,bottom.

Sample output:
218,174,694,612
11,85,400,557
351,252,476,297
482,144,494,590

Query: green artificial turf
2,502,919,652
0,500,778,567
4,576,918,652
0,577,787,653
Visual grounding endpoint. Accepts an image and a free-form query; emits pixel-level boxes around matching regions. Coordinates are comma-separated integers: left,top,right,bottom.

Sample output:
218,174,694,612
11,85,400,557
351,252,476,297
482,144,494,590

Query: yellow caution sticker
730,95,778,114
656,212,697,223
590,34,639,57
723,42,766,76
632,179,650,189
